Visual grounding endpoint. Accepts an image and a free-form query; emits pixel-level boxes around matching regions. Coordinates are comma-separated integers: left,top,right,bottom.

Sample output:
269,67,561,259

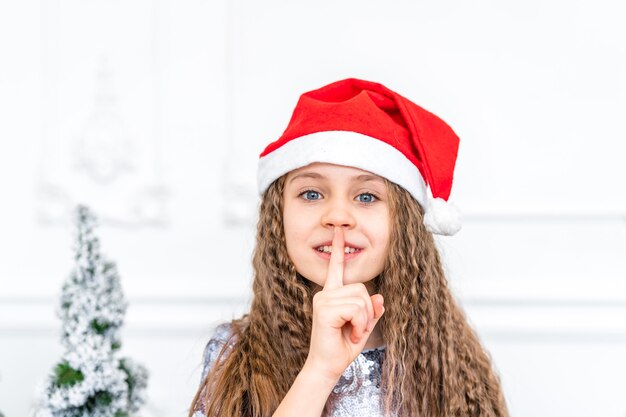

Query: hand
304,226,385,381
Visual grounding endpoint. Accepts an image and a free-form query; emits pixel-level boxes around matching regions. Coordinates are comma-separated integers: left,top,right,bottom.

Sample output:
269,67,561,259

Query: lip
313,241,363,250
313,248,362,261
312,242,364,261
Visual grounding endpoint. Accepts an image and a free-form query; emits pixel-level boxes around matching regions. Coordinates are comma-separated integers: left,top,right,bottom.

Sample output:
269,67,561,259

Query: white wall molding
4,273,626,302
3,276,626,338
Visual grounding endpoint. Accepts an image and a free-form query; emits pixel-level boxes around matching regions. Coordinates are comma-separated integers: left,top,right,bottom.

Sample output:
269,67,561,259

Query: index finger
324,226,345,290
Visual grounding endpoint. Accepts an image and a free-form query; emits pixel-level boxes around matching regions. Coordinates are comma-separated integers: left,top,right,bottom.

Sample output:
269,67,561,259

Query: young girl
189,78,509,417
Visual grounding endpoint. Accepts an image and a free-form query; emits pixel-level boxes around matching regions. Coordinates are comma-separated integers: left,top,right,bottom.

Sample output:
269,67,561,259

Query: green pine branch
54,362,84,387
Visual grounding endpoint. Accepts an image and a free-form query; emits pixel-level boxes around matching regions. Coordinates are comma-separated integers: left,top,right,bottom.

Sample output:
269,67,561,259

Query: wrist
301,359,342,391
271,360,340,417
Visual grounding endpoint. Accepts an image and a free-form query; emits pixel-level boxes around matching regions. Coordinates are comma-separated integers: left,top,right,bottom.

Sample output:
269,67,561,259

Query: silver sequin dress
193,322,391,417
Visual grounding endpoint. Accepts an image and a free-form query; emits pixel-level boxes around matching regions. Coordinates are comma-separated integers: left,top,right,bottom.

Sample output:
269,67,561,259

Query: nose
320,197,356,229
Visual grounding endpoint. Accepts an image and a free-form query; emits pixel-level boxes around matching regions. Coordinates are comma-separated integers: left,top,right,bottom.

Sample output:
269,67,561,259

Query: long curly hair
189,176,509,417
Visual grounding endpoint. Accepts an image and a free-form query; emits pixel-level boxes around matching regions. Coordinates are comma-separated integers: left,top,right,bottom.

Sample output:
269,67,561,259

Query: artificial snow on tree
35,205,148,417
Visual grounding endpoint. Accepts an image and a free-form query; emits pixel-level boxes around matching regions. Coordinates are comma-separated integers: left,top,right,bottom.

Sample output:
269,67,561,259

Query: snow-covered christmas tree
35,205,148,417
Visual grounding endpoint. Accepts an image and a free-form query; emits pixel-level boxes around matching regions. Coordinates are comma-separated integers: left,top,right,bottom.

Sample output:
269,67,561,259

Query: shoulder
200,322,239,381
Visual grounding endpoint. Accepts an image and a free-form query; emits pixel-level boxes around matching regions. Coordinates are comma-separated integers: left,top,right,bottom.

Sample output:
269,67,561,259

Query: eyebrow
289,172,384,184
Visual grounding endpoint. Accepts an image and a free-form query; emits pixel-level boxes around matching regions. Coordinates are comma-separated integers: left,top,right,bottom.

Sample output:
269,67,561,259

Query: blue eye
301,190,321,201
357,193,376,203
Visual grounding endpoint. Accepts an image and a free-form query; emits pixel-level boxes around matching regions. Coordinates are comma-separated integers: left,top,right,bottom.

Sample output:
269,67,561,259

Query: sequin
194,323,392,417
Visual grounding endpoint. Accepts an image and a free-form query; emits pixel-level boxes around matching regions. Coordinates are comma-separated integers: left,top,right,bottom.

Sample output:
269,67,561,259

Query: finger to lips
323,226,345,291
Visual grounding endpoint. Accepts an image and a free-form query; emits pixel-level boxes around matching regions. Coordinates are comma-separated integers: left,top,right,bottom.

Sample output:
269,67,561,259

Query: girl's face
283,162,391,287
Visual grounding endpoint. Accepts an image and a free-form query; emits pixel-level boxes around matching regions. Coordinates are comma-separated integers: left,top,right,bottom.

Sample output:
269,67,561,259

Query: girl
189,78,509,417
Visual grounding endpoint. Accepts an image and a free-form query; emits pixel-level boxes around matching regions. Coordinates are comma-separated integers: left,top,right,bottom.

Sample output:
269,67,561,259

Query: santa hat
257,78,462,236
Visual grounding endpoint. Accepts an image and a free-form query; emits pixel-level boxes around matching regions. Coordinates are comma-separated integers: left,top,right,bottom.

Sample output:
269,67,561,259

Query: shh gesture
305,226,385,381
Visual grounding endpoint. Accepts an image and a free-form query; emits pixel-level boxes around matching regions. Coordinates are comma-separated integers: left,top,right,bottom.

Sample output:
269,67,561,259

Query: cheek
284,205,315,239
372,213,392,262
372,210,391,244
283,213,311,261
284,217,305,244
282,203,298,242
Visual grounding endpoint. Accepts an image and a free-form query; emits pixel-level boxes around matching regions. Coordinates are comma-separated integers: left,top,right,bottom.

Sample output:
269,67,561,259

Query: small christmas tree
36,205,148,417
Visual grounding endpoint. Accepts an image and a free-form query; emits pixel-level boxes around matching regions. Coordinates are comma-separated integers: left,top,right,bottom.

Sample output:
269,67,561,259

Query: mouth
314,245,362,254
313,241,363,260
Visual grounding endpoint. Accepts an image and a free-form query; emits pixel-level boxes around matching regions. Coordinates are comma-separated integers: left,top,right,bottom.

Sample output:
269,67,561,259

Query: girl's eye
300,190,322,201
356,193,377,204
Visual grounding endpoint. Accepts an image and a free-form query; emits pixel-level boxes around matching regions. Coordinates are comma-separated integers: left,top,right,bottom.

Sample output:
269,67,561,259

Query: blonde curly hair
189,175,509,417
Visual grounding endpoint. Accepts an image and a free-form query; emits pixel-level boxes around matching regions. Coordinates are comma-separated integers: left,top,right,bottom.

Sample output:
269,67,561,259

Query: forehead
286,162,386,184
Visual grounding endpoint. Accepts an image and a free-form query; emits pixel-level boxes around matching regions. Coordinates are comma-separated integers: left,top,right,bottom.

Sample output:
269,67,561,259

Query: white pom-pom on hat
423,197,462,236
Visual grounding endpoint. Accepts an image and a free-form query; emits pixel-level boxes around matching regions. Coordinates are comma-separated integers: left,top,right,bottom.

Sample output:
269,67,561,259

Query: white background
1,1,625,416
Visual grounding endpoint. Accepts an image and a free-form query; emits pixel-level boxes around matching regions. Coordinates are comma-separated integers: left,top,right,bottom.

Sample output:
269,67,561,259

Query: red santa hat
257,78,462,236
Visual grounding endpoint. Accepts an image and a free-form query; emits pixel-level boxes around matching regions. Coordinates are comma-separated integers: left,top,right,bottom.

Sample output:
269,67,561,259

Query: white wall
1,1,625,416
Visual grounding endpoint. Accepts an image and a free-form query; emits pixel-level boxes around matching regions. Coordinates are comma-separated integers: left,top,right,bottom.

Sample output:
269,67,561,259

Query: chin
344,276,375,285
